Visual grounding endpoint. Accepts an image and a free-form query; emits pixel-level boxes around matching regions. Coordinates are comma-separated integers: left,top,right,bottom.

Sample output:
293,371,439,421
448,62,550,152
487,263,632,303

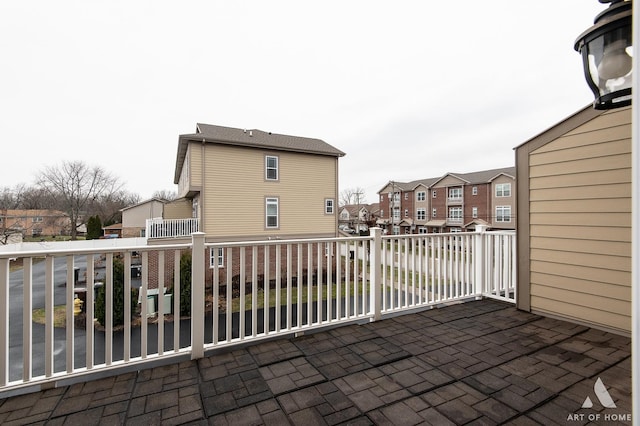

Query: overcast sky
1,1,604,204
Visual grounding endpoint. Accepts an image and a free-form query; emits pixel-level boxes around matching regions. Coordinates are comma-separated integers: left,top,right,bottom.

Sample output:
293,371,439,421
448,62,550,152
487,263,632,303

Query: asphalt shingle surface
0,300,632,425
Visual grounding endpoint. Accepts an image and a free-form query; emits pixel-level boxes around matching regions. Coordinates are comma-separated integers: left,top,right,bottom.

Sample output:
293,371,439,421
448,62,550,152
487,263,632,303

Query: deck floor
0,299,632,425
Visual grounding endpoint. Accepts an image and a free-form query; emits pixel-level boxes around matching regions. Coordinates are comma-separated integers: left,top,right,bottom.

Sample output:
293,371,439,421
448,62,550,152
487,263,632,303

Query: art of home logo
566,377,631,423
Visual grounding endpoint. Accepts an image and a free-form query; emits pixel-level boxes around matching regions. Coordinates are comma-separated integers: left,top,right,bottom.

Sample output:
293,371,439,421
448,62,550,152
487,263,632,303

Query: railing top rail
205,235,372,249
0,241,192,259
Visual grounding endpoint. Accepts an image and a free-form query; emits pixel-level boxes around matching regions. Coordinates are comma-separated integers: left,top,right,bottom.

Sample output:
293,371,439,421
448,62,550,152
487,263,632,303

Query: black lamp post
575,0,632,109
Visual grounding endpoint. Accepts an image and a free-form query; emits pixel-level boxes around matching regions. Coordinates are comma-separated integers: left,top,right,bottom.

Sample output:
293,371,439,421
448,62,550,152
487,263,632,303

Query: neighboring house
516,105,631,336
377,167,516,234
102,223,122,238
165,123,345,242
145,124,345,292
338,203,379,233
0,209,70,238
121,198,167,237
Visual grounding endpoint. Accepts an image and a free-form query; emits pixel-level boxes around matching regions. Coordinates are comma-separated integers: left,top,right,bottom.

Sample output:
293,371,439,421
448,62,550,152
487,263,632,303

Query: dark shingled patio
0,299,631,425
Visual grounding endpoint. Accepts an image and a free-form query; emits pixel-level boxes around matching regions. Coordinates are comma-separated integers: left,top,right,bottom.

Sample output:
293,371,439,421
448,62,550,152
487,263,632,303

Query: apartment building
377,167,516,234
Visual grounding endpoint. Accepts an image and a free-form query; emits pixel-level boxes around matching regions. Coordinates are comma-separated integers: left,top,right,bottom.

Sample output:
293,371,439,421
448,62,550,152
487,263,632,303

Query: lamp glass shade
575,2,633,109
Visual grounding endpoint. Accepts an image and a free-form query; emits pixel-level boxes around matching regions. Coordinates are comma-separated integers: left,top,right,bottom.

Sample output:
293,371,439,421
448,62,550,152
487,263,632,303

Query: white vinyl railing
0,227,515,396
146,218,199,239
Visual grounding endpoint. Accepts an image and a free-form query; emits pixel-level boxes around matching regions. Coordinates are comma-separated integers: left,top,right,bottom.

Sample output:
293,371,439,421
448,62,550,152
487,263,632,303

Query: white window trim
495,205,512,222
496,183,511,197
265,155,279,181
325,198,334,214
210,247,225,268
416,191,426,202
266,197,279,228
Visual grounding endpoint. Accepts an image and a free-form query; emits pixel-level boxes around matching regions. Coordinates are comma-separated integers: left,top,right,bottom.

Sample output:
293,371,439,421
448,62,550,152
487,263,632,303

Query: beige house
515,105,631,335
171,123,345,242
120,198,167,237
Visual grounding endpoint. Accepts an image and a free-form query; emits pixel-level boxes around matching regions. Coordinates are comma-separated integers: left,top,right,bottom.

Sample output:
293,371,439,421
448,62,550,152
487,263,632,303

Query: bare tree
152,189,177,201
340,187,366,207
36,161,123,239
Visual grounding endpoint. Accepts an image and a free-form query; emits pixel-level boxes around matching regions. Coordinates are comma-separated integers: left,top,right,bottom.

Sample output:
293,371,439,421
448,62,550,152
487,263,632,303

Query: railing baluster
124,252,132,362
23,258,32,382
0,258,8,386
251,246,257,337
66,256,74,373
86,254,94,370
263,245,269,336
239,247,246,339
45,256,54,378
105,253,113,366
158,251,165,355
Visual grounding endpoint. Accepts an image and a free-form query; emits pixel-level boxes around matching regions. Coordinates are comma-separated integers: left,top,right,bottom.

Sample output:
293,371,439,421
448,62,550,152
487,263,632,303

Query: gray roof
174,124,345,183
377,166,515,194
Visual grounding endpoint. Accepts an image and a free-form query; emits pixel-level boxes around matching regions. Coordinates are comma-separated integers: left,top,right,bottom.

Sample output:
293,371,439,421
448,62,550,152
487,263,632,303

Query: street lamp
574,0,632,109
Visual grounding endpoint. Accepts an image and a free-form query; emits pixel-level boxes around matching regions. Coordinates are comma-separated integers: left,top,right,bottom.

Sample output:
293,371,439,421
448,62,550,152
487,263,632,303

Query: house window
392,226,400,235
266,197,279,228
416,191,426,201
432,190,437,198
325,199,334,214
448,187,462,200
265,156,279,181
418,227,427,234
449,207,462,222
404,193,408,200
472,186,478,195
496,183,511,197
210,247,225,268
32,216,43,223
416,208,426,220
496,206,511,222
404,209,409,218
432,208,437,217
472,207,478,218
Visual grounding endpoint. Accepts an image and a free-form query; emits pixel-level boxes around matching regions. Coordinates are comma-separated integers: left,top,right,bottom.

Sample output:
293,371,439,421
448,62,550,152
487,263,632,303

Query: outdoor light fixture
575,0,632,109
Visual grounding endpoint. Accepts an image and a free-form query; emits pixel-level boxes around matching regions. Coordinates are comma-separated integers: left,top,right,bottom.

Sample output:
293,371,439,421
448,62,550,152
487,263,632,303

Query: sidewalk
0,299,632,425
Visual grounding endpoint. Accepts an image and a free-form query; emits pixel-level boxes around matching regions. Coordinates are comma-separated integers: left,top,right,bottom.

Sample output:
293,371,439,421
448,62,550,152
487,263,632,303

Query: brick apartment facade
377,167,516,234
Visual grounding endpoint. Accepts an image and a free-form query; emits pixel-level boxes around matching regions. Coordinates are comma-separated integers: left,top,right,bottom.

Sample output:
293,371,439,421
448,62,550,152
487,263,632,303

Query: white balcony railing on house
0,227,515,397
146,218,199,239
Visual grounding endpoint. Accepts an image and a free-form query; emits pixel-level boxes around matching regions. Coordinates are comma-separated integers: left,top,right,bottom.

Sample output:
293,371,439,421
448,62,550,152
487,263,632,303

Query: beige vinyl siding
527,107,631,334
190,144,202,188
434,176,465,187
164,199,192,220
201,144,337,239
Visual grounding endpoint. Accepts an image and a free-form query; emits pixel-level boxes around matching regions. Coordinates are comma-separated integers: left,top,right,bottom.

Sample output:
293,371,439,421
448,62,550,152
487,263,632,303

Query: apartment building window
404,193,408,200
210,247,225,268
416,208,426,220
432,190,437,198
380,210,384,218
418,227,427,234
325,199,334,214
449,207,462,222
32,216,43,223
448,187,462,200
472,186,478,195
496,183,511,197
393,207,400,220
404,209,409,218
416,191,426,201
472,207,478,218
496,206,511,222
380,195,384,202
266,197,279,228
432,208,437,217
265,155,279,181
392,226,400,235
